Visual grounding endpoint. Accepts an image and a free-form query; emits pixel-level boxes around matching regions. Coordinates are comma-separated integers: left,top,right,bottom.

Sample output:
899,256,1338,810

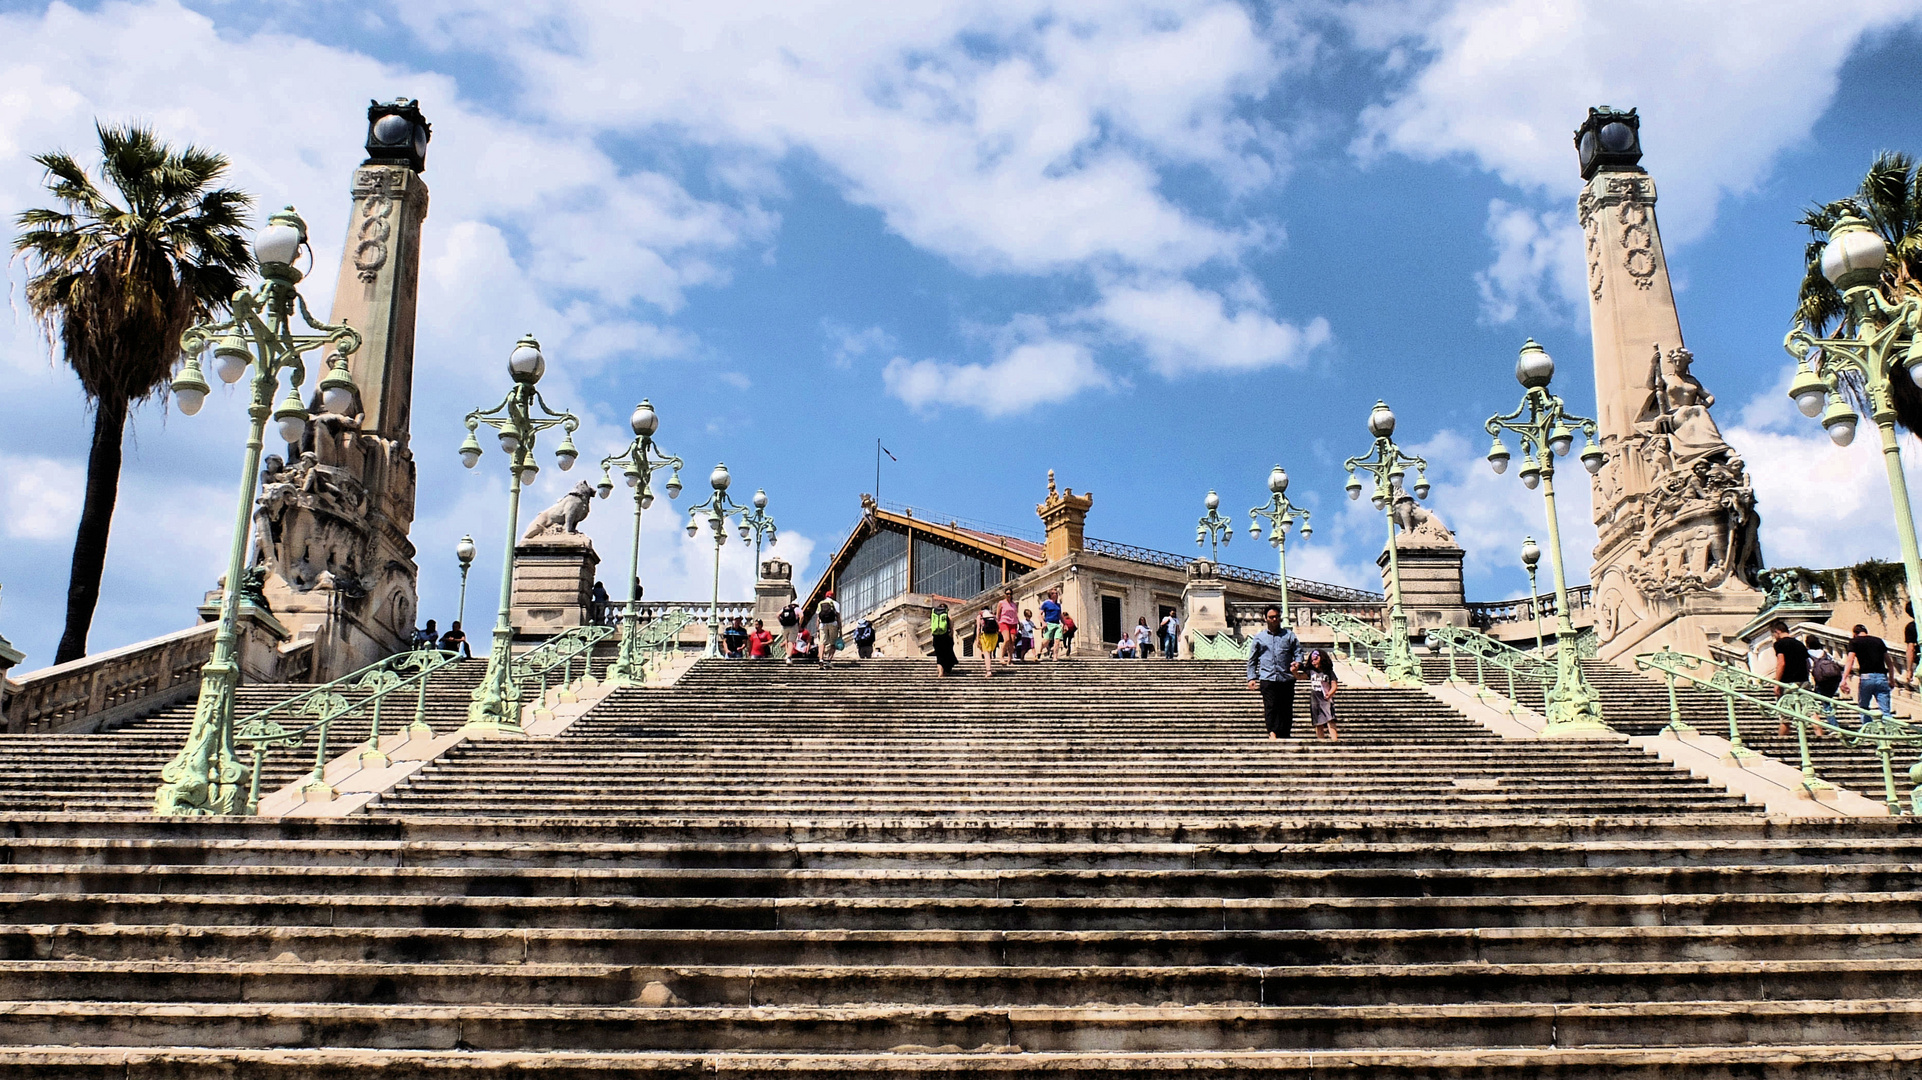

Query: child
1305,649,1339,741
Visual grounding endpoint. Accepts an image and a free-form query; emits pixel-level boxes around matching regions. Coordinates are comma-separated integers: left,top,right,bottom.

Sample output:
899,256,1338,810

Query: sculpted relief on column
1591,345,1760,641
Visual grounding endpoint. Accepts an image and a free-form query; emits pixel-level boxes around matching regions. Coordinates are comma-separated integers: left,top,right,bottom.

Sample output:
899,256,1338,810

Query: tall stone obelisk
251,99,431,678
1575,107,1762,663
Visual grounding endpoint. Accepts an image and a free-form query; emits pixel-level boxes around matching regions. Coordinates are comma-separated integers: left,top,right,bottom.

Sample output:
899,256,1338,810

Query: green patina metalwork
513,625,615,706
1247,465,1312,628
1341,403,1430,688
1428,624,1557,712
635,609,696,670
1190,633,1251,661
1635,645,1922,813
596,401,686,687
233,647,459,814
458,335,582,736
1482,339,1610,737
154,207,365,816
1318,610,1394,674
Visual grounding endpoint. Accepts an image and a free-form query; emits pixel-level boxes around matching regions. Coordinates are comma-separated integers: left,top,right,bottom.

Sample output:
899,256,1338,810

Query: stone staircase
1423,653,1920,808
377,658,1749,818
0,660,490,813
0,656,1918,1074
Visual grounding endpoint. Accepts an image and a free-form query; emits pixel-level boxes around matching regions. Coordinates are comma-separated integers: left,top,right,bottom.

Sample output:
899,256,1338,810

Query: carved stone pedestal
510,534,600,635
1180,560,1228,658
755,559,797,641
1379,542,1469,630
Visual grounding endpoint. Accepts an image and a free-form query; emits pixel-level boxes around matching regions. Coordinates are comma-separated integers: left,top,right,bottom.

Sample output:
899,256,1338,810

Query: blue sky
3,0,1922,667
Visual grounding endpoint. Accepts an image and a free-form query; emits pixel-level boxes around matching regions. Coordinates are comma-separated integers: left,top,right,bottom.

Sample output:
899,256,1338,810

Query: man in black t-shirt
1770,621,1811,736
1843,623,1894,718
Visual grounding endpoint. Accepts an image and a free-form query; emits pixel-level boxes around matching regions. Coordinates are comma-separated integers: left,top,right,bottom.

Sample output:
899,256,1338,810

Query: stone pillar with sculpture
509,481,600,635
249,99,434,678
1377,490,1469,630
756,558,798,645
1180,560,1229,658
1575,106,1762,662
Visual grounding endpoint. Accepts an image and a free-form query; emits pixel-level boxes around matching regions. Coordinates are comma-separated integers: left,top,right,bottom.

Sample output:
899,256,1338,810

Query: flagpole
875,437,881,504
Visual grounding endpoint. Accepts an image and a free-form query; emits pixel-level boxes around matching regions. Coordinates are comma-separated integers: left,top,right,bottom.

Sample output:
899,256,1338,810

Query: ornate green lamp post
1247,465,1312,627
739,489,778,570
1343,401,1430,688
1484,339,1610,735
455,534,476,626
457,334,581,734
594,399,684,686
685,463,753,658
154,207,363,815
1195,491,1234,561
1785,213,1922,624
1520,536,1543,654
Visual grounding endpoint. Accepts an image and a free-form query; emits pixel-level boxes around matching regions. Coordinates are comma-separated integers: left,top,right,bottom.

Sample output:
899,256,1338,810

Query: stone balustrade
5,624,215,735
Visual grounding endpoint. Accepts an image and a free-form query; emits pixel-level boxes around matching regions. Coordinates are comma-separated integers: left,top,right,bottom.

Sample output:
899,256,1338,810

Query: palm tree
12,122,253,664
1796,151,1922,432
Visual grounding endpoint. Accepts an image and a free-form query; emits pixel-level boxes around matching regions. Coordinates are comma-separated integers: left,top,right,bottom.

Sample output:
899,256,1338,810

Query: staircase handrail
232,646,461,813
511,625,614,703
1428,624,1555,705
1634,645,1922,814
633,609,694,650
1318,610,1393,673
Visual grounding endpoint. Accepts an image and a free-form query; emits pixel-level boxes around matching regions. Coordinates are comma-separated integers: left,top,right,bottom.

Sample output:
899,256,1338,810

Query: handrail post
411,669,432,739
1724,693,1755,761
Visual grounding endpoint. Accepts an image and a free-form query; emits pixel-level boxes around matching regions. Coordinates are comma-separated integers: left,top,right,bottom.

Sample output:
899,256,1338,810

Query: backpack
1811,652,1844,686
778,604,798,627
854,622,875,644
931,611,950,635
818,600,839,624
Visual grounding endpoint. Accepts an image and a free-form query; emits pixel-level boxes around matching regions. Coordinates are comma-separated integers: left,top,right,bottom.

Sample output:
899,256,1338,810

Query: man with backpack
1808,634,1845,728
852,617,877,659
929,604,957,676
817,592,843,665
778,601,801,663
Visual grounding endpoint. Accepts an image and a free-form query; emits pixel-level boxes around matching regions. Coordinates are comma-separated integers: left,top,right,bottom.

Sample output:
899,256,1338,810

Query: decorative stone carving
523,481,596,540
1391,492,1455,546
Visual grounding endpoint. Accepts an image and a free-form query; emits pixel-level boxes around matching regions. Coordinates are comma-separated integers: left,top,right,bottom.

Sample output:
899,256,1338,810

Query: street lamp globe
1204,490,1220,511
1268,466,1288,494
1821,397,1859,447
1521,536,1541,568
1345,473,1363,500
631,400,658,437
456,534,477,566
1519,458,1542,490
665,474,683,500
1248,520,1262,539
253,207,304,270
1789,366,1829,416
497,430,520,454
753,488,768,510
554,436,578,472
710,462,731,492
686,512,700,538
459,430,482,468
272,388,308,444
507,335,545,384
596,472,615,500
212,334,252,384
1300,520,1313,539
1487,438,1511,474
1548,424,1574,457
1413,474,1431,499
1515,339,1554,388
1368,400,1396,439
1821,215,1889,292
171,362,210,416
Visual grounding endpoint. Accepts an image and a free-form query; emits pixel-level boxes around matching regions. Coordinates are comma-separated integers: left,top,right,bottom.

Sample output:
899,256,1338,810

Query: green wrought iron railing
1318,611,1392,673
512,625,615,705
233,647,461,814
635,609,694,669
1428,624,1555,704
1635,646,1922,814
1190,633,1250,660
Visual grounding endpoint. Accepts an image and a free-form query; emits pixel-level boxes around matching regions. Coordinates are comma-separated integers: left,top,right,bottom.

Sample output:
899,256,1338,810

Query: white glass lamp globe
1268,466,1288,494
507,336,545,383
1515,339,1554,388
1368,401,1396,439
710,463,731,491
253,215,302,267
631,400,658,437
1821,216,1888,291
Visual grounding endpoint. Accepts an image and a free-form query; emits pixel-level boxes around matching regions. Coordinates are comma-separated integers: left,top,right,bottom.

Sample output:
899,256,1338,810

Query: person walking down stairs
977,608,1000,678
1246,603,1302,740
1305,648,1339,741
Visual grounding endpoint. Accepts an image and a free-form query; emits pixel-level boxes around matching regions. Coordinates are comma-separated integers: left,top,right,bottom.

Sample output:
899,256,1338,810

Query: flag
881,445,897,461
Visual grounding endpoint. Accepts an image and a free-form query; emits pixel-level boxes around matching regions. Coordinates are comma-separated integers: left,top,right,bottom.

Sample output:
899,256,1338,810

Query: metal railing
513,625,614,703
1428,624,1556,706
1228,601,1387,635
1318,611,1394,673
636,609,696,667
233,647,461,814
1635,646,1922,814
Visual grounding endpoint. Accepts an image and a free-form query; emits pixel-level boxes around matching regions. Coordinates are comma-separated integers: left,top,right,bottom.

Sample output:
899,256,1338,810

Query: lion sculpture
523,480,596,540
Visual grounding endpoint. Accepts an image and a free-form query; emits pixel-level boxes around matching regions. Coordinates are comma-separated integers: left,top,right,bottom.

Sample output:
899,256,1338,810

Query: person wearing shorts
1039,588,1065,661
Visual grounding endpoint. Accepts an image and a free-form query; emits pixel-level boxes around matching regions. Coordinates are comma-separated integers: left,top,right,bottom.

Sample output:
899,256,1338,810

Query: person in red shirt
747,619,775,659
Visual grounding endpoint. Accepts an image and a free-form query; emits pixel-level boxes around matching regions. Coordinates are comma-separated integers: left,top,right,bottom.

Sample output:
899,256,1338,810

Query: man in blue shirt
1039,588,1064,662
1246,604,1302,739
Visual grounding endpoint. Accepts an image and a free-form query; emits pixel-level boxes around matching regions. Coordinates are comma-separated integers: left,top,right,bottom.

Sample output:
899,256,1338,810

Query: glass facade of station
834,523,1010,617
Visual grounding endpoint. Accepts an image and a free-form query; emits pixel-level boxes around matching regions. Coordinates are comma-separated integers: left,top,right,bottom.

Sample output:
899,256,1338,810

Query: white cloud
822,321,898,369
1475,199,1587,325
0,453,84,541
1093,278,1332,376
883,340,1108,416
1353,0,1922,243
1408,428,1600,593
